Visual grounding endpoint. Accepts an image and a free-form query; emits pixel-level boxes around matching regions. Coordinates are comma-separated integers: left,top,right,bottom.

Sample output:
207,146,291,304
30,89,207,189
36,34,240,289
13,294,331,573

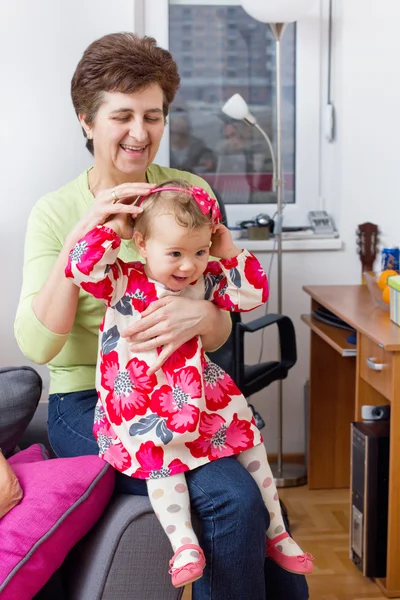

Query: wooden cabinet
303,285,400,598
359,335,393,401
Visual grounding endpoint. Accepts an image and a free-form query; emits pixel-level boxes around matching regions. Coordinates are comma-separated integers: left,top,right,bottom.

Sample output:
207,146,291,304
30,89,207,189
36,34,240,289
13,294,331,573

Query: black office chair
207,188,297,429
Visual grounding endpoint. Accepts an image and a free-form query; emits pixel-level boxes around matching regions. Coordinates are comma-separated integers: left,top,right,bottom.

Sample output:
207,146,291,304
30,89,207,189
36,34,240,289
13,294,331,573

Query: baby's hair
134,179,213,239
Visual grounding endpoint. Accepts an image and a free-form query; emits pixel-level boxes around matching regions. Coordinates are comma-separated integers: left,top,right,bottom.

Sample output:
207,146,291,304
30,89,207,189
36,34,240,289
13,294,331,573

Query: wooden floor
182,486,386,600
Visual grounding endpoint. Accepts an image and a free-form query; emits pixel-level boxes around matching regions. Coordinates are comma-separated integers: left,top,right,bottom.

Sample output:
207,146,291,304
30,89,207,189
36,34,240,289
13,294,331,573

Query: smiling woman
14,31,309,600
79,87,166,191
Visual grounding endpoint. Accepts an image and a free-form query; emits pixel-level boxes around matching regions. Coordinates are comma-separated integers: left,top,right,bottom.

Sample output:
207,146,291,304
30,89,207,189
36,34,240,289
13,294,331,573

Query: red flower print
186,412,254,461
93,397,109,438
104,442,133,472
202,356,241,411
220,255,239,269
133,441,189,479
100,352,156,426
93,417,132,472
94,418,117,447
66,226,119,278
125,265,158,313
150,366,201,433
109,262,121,281
204,261,223,277
244,253,269,303
81,277,115,302
213,278,239,312
161,337,198,371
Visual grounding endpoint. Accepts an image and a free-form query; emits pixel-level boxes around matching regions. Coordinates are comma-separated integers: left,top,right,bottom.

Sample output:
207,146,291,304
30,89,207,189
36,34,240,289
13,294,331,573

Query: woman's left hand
121,296,212,374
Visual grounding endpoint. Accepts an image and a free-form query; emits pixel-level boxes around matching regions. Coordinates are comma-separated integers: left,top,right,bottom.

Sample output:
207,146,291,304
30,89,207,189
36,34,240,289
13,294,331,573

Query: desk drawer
359,335,393,401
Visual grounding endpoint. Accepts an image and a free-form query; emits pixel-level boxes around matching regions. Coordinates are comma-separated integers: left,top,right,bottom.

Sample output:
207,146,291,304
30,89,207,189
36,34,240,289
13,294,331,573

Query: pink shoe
266,532,314,574
168,544,206,588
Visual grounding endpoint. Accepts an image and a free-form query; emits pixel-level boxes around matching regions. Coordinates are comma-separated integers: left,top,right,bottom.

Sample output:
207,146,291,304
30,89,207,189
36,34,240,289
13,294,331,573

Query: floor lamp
222,0,316,487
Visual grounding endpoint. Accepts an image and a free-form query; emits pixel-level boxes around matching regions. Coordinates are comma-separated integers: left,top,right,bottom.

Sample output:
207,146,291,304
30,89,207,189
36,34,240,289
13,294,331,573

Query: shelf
239,237,343,252
303,285,400,351
301,314,357,357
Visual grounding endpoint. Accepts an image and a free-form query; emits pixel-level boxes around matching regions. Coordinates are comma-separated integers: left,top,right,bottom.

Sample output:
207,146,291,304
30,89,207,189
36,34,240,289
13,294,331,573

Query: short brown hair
134,180,212,240
71,32,180,154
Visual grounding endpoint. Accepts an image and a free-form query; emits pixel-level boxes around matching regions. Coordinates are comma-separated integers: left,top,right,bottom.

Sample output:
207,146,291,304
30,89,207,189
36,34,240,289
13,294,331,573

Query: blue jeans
48,390,309,600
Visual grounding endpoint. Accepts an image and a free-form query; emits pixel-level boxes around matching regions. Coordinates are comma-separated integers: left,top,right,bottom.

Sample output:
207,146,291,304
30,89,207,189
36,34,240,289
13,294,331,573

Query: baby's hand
105,213,135,239
210,223,241,259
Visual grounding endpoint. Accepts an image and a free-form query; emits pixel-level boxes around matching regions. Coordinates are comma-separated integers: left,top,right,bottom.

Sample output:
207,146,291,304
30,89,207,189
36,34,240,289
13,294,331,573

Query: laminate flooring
181,486,386,600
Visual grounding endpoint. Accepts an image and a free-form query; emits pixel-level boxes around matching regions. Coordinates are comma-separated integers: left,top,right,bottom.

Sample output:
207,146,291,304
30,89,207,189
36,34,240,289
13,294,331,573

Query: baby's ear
133,231,147,258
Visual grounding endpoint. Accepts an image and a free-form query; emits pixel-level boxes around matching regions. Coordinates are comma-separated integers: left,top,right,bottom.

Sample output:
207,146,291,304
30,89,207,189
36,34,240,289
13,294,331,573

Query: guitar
356,222,379,282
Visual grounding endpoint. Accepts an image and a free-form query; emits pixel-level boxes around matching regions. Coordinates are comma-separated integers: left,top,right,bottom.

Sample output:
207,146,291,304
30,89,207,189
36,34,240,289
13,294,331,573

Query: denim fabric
48,390,309,600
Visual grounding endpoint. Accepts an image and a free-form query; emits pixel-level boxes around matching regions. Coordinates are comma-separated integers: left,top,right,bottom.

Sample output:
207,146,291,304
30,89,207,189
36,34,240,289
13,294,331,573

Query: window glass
169,3,296,205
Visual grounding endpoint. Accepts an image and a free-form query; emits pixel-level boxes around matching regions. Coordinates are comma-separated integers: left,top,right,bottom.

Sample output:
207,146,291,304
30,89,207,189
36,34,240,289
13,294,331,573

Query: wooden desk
302,285,400,598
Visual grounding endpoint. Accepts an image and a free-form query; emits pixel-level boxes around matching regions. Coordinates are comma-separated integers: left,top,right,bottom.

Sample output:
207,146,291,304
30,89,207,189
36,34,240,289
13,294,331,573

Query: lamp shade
241,0,317,23
221,94,251,121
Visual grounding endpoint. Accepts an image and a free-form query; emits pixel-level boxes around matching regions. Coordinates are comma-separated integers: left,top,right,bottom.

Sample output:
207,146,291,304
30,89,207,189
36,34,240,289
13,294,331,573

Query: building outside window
168,3,295,206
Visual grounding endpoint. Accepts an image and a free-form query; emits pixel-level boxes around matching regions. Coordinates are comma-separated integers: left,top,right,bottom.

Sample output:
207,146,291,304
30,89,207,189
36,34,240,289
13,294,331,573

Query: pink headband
136,185,222,225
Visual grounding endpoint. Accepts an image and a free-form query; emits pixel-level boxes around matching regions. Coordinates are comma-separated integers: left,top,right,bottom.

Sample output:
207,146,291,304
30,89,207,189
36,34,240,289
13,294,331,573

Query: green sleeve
14,200,70,364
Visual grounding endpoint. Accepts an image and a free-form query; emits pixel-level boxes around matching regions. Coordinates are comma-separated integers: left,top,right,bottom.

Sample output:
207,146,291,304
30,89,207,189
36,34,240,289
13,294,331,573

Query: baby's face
141,213,212,291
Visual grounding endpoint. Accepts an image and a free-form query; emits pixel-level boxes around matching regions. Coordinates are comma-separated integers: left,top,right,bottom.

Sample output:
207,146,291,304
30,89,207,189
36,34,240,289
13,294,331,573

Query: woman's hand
121,296,227,374
68,182,156,245
210,223,241,259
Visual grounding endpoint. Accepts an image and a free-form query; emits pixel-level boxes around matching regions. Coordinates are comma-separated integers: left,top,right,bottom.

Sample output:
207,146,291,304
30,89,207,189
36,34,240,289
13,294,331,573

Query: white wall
2,0,400,454
1,0,136,386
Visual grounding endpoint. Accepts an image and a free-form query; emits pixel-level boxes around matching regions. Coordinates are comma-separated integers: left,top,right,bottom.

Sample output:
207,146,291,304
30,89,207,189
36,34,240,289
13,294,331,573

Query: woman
15,32,308,600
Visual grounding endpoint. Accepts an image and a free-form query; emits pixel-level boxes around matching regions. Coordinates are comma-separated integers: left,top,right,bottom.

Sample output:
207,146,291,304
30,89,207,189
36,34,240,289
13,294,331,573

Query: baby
66,180,313,587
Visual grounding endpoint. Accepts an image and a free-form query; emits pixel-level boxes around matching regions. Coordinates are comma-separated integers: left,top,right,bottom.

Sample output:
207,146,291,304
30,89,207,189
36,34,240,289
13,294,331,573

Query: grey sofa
1,366,184,600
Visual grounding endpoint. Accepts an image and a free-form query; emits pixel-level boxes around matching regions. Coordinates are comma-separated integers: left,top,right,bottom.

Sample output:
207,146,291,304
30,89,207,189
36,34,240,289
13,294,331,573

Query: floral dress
66,225,269,479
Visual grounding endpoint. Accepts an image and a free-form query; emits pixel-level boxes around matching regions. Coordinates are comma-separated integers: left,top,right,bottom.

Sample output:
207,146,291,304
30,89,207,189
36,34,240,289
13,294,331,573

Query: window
142,0,322,225
169,4,295,208
182,55,193,68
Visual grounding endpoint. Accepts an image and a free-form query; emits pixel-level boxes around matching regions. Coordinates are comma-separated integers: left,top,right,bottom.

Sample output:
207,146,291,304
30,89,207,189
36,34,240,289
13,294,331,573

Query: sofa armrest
63,494,184,600
20,401,52,454
0,366,42,456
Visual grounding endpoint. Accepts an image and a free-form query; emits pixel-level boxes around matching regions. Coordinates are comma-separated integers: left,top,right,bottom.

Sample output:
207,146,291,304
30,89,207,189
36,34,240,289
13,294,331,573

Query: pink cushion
8,444,49,465
0,444,115,600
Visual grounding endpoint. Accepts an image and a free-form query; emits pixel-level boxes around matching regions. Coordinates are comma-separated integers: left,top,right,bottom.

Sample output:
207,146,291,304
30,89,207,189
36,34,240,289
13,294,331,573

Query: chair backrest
207,187,240,380
211,186,228,227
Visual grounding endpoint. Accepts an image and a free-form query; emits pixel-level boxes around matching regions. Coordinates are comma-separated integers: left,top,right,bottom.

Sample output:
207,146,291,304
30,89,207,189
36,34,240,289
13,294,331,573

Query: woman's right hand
29,181,157,347
68,182,156,245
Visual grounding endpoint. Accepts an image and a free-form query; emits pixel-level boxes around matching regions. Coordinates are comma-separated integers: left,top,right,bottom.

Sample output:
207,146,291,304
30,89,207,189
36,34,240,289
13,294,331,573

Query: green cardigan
15,165,215,394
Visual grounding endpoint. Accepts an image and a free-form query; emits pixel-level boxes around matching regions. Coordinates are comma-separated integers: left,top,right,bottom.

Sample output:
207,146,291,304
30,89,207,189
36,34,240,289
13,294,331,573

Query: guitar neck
362,262,374,273
357,222,379,281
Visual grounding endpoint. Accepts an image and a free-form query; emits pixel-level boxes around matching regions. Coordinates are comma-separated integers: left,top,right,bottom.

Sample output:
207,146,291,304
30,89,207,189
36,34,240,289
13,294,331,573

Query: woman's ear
78,114,92,140
133,231,147,258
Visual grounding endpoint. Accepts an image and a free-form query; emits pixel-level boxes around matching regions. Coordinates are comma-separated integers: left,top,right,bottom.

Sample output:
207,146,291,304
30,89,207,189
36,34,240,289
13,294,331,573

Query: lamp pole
221,15,309,487
269,22,306,487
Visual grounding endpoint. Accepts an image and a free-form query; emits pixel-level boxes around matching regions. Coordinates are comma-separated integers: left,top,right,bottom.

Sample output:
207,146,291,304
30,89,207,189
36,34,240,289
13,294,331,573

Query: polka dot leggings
147,475,202,569
147,443,303,570
236,443,303,556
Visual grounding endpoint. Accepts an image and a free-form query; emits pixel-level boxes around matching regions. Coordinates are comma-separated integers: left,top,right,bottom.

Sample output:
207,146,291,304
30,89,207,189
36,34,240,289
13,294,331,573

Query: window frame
136,0,323,227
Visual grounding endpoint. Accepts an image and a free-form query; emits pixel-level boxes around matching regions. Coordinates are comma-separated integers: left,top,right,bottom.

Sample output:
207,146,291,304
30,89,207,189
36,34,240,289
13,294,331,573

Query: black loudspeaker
350,421,390,577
